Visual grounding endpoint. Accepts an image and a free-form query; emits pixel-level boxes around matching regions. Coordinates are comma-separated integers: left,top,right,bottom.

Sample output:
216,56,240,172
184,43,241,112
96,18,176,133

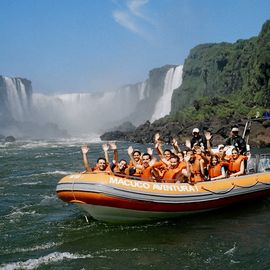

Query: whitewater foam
0,252,94,270
1,242,63,255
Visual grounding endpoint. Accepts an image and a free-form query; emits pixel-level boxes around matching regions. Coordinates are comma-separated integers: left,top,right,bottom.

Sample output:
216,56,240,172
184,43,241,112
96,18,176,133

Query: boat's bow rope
202,177,270,195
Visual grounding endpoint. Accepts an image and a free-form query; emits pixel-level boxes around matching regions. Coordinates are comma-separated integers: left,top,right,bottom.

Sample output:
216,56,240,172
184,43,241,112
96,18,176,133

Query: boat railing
247,154,270,174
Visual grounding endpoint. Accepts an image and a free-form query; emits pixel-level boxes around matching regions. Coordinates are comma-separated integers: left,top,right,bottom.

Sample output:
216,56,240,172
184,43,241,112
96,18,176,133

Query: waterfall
30,86,145,134
2,77,31,121
150,65,183,122
138,81,147,100
1,65,182,138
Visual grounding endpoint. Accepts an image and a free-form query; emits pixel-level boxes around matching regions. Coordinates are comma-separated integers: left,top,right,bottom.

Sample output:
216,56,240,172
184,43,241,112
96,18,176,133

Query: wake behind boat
56,154,270,223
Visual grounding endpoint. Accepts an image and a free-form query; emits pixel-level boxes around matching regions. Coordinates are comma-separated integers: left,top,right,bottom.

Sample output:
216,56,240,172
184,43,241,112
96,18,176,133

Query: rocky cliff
171,20,270,118
101,20,270,147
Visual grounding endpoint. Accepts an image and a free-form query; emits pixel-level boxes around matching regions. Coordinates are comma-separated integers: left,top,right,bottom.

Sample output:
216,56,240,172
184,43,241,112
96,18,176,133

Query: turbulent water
1,139,270,270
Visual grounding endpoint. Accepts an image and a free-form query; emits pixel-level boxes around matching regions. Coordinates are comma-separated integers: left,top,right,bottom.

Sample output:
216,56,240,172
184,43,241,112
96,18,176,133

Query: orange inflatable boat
56,168,270,223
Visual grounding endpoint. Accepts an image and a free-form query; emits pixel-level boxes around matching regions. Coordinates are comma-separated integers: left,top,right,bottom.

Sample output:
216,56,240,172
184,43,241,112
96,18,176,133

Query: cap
231,127,239,132
192,128,199,133
218,144,224,150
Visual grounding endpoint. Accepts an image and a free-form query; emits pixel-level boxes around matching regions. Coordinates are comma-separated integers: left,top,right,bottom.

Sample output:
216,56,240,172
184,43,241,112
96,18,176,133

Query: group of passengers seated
81,126,248,184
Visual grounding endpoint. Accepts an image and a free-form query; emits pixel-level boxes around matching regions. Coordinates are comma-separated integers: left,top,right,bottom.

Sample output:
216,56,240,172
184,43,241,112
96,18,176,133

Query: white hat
192,128,200,133
231,127,239,132
218,144,224,150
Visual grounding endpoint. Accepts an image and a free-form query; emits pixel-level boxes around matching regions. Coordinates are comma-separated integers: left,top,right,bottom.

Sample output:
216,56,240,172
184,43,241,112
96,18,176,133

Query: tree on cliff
171,20,270,121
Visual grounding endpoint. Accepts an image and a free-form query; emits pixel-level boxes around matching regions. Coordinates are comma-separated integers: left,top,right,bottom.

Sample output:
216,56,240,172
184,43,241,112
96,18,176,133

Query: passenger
93,157,111,172
161,154,189,183
152,133,174,178
163,149,173,160
81,145,111,173
154,133,163,157
154,133,173,160
128,148,142,177
217,144,227,160
228,148,247,177
112,159,128,175
140,153,155,180
172,138,181,154
190,128,207,149
186,151,205,183
177,151,184,162
128,146,156,181
109,142,128,175
204,131,228,161
208,155,227,180
225,126,247,155
102,143,110,164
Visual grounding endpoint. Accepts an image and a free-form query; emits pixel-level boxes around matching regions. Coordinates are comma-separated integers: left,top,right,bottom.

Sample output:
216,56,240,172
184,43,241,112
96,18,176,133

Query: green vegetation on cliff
171,20,270,120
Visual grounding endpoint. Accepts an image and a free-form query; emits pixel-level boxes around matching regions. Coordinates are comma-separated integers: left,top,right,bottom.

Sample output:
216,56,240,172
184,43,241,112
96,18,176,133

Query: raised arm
172,138,181,154
128,146,143,170
154,133,164,158
199,159,205,176
204,131,213,152
109,142,118,163
102,143,110,163
185,139,191,150
81,145,92,172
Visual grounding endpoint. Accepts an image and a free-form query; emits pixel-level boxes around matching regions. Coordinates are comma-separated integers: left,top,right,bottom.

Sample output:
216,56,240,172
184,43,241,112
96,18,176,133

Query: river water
1,139,270,270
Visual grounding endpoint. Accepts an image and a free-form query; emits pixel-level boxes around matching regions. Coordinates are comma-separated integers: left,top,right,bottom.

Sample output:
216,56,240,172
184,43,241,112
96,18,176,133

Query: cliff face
101,20,270,147
123,64,179,125
171,20,270,116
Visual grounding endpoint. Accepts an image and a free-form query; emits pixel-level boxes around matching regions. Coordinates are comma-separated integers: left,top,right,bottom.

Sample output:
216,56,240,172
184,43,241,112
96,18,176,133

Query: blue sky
0,0,269,94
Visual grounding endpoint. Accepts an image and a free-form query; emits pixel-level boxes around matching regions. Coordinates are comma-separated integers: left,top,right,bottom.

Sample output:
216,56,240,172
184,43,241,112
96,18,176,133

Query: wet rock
100,118,270,148
5,136,16,142
100,131,129,141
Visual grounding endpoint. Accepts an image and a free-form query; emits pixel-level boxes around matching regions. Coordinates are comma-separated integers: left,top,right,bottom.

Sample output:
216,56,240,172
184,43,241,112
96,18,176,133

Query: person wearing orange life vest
208,155,228,180
152,133,173,178
127,148,143,177
228,148,247,177
128,146,156,181
205,131,227,161
160,154,189,183
81,145,111,173
186,151,205,183
108,142,128,175
154,133,173,161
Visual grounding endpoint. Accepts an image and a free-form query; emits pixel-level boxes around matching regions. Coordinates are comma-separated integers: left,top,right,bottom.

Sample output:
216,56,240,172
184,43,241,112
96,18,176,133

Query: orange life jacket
112,164,128,175
129,160,142,177
190,159,204,182
140,166,153,181
162,167,182,183
208,163,223,178
208,161,229,179
93,164,111,173
228,155,247,174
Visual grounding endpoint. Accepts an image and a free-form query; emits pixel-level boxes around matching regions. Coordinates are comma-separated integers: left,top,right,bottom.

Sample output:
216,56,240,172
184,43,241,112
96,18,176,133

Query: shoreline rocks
100,118,270,148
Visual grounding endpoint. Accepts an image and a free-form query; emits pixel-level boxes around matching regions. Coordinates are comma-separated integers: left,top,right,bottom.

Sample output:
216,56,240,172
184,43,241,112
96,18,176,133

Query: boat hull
56,172,270,223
